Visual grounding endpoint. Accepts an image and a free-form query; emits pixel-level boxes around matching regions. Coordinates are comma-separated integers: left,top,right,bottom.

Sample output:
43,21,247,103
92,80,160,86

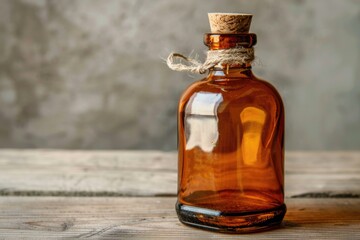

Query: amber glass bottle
175,14,286,233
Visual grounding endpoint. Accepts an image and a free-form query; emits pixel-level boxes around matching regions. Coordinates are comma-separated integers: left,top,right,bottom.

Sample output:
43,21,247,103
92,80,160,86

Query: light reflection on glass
185,92,223,152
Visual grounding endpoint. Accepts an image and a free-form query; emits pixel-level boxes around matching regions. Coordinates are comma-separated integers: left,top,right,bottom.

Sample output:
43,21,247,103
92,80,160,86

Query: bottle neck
204,33,256,77
204,33,257,49
209,64,253,79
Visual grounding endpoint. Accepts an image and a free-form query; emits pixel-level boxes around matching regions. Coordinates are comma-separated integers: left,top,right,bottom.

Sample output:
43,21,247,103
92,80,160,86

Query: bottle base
176,202,286,233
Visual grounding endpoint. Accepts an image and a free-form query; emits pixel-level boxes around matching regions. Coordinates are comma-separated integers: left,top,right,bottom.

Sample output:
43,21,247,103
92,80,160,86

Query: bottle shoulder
251,76,284,108
179,75,284,111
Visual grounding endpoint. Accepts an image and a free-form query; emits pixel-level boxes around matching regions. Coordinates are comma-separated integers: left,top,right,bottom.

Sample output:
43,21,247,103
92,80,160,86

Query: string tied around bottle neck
166,47,255,74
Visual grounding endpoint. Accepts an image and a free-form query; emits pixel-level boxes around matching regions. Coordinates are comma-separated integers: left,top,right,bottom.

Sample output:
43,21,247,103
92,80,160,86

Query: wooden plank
0,150,359,197
0,150,176,197
0,197,359,239
286,152,360,197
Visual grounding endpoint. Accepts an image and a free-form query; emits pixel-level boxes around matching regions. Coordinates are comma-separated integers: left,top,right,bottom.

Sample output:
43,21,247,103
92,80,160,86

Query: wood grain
0,150,359,238
0,197,359,239
0,150,359,197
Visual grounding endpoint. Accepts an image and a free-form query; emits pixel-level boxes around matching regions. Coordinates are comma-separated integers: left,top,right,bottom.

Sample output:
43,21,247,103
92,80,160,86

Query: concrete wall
0,0,359,150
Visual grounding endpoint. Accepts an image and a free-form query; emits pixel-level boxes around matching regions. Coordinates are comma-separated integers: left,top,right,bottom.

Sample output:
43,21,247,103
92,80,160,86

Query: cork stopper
208,13,253,33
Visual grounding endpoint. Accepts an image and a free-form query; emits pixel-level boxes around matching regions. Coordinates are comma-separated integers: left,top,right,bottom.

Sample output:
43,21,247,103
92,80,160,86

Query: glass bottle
175,13,286,233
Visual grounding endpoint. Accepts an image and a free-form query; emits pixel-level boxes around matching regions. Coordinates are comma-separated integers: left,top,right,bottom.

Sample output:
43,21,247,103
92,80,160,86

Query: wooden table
0,150,359,239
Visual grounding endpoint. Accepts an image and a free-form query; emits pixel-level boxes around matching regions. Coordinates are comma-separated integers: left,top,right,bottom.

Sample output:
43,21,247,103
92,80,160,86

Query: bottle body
176,68,286,232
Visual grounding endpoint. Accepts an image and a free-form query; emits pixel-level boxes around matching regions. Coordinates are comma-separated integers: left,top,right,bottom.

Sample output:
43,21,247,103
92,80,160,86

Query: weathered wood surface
0,150,359,239
0,197,359,239
0,150,359,197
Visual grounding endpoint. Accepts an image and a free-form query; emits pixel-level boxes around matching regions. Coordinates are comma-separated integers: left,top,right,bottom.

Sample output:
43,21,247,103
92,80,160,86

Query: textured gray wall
0,0,359,150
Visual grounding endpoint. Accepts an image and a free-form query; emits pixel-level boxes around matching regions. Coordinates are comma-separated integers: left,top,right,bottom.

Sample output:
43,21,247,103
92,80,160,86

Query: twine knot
167,47,254,74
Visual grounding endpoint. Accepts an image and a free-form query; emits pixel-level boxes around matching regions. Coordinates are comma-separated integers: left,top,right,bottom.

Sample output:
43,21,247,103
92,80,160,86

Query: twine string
167,47,255,74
